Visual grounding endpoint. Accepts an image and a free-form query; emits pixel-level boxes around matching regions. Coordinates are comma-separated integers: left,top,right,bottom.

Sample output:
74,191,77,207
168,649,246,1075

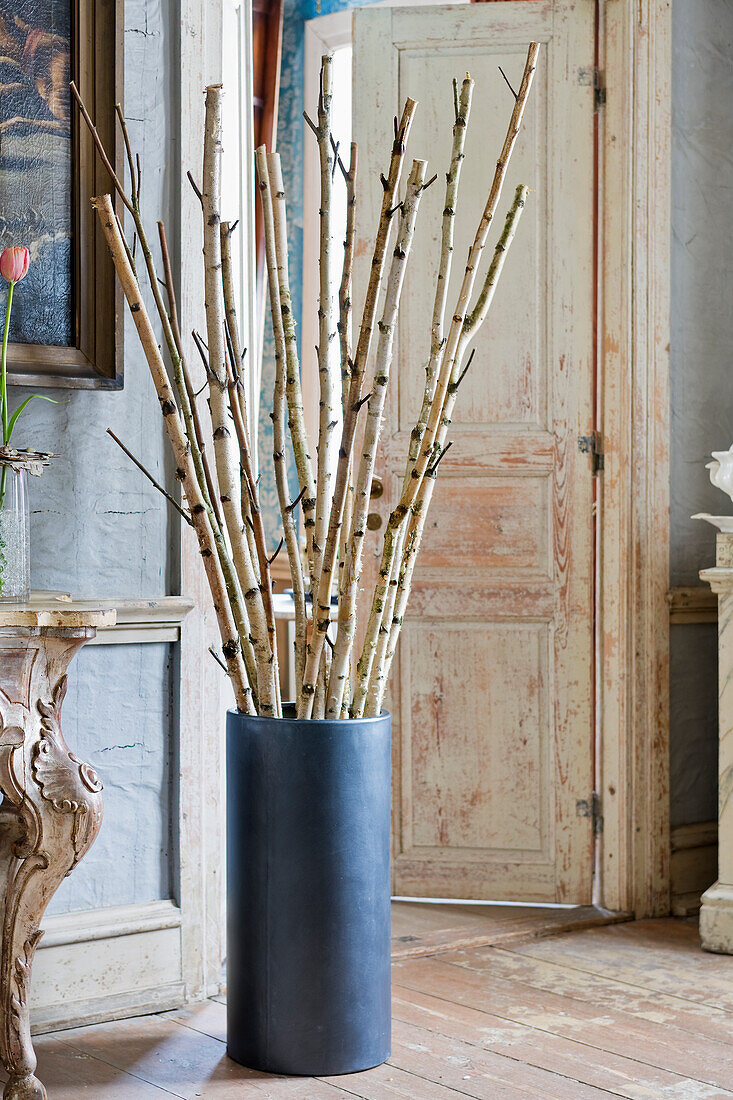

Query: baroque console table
0,600,115,1099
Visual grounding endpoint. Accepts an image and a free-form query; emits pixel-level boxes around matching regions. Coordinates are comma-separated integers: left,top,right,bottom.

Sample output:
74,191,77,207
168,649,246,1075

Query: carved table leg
0,629,103,1099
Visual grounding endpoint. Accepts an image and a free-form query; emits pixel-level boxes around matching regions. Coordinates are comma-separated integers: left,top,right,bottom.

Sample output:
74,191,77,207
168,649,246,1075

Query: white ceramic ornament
707,447,733,502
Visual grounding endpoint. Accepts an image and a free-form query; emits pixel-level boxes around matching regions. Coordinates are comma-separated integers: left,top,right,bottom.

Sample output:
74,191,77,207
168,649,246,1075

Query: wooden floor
11,908,733,1098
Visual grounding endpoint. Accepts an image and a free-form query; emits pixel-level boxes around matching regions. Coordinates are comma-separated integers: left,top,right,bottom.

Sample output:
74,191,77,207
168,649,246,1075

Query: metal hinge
579,67,606,111
578,430,604,475
576,792,604,836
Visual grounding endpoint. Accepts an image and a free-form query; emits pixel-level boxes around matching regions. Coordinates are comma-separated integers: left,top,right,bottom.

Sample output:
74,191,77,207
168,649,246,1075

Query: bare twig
70,82,133,214
208,646,230,675
187,170,203,205
426,439,453,477
498,65,519,101
286,485,307,514
115,103,139,200
106,429,192,525
267,538,284,567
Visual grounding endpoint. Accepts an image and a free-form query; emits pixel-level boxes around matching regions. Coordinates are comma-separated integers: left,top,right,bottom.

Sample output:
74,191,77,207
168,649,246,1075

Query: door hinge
578,430,604,475
579,67,606,111
577,792,603,836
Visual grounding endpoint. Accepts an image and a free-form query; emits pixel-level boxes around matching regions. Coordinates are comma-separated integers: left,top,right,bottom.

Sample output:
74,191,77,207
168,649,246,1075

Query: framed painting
2,0,123,389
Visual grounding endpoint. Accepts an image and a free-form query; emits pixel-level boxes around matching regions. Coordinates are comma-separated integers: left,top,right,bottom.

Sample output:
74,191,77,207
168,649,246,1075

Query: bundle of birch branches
72,40,538,721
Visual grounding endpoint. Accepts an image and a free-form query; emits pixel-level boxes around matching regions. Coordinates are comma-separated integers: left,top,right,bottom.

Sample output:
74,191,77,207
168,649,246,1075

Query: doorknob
367,512,383,531
370,477,384,499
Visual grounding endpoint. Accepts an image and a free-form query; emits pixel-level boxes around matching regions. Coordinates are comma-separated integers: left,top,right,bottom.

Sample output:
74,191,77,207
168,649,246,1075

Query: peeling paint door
354,0,596,901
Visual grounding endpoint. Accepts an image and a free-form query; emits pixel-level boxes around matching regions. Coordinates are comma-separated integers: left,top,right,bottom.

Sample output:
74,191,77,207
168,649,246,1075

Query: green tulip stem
0,280,15,510
1,280,14,445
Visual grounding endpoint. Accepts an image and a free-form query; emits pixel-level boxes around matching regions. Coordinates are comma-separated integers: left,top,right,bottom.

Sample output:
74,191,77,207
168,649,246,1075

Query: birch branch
157,220,225,533
364,520,409,715
297,97,417,718
410,74,473,475
93,193,254,714
327,158,428,717
266,150,318,583
307,55,338,580
352,48,538,713
221,221,251,449
74,85,216,532
228,362,282,717
202,86,277,716
410,44,538,491
335,141,358,681
74,87,260,705
366,184,530,716
353,76,474,713
336,142,357,412
463,185,528,334
145,215,258,687
351,510,409,717
256,148,308,690
220,219,260,564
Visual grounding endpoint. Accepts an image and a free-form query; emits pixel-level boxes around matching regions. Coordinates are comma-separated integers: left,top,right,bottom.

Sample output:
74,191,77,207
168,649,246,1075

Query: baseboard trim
668,587,717,624
32,900,185,1031
671,821,718,915
31,982,186,1035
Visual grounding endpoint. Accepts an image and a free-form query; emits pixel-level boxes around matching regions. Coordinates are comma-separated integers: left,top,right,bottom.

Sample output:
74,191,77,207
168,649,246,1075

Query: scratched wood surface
353,1,596,902
10,915,733,1097
390,899,630,958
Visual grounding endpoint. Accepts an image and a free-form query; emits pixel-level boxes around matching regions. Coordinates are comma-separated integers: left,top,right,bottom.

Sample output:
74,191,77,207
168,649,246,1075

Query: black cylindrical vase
226,707,391,1076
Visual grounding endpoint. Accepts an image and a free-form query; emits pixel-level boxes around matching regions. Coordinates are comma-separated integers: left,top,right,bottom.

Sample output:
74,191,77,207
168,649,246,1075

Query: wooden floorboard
507,919,733,1011
4,912,732,1098
390,901,630,959
390,984,715,1099
393,954,733,1089
458,944,733,1045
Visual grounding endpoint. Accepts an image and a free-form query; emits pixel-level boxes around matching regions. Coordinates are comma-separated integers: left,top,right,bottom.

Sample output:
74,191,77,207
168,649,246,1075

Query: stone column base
700,882,733,953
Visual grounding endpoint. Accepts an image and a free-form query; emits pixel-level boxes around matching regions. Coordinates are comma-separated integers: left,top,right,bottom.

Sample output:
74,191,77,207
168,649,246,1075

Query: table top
0,595,116,629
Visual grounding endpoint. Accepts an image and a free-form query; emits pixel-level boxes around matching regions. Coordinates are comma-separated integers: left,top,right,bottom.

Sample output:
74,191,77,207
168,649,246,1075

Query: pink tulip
0,247,30,284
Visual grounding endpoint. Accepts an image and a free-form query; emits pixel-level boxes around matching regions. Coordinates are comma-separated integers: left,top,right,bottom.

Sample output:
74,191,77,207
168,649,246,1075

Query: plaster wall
670,0,733,828
13,0,179,912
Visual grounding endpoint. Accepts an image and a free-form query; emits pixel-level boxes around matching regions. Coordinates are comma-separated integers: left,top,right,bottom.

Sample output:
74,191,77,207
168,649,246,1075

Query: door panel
353,0,595,902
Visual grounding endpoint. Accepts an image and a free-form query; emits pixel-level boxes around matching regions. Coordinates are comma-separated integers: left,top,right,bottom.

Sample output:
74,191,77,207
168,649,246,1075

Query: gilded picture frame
2,0,123,389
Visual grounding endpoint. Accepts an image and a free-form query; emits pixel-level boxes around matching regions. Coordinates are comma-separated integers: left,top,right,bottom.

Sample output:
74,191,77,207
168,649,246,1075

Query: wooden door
353,0,596,902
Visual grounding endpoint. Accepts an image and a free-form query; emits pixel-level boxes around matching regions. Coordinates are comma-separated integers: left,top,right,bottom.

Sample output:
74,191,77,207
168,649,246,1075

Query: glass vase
0,466,30,602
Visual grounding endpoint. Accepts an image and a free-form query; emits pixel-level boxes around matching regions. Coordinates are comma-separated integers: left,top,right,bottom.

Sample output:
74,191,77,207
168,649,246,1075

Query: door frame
596,0,671,917
177,0,260,1000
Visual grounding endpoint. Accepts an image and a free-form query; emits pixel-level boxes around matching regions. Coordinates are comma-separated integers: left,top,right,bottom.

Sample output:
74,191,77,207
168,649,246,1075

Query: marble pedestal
0,601,114,1099
700,534,733,953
